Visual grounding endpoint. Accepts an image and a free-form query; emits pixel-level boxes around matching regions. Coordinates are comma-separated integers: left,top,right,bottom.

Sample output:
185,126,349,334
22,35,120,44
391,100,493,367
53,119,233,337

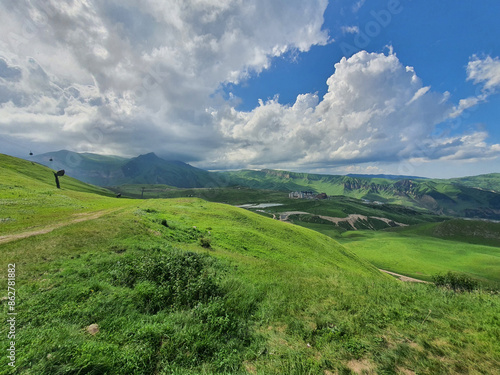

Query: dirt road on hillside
279,211,310,221
0,209,119,245
379,269,430,283
276,210,407,230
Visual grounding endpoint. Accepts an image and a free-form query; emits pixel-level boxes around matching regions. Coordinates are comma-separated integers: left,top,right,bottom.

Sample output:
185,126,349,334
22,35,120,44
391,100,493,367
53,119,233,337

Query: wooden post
53,172,60,189
53,170,65,189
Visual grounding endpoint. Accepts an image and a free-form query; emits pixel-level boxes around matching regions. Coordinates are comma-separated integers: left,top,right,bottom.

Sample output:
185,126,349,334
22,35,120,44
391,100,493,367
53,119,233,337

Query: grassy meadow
339,230,500,288
1,154,500,374
0,154,135,236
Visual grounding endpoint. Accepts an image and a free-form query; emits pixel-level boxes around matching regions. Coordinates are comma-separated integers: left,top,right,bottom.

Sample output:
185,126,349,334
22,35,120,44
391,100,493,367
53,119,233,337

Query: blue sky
0,0,499,177
231,0,500,112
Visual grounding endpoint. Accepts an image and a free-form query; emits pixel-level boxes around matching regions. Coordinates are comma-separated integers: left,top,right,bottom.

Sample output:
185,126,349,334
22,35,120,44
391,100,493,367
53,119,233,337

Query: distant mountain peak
136,152,161,160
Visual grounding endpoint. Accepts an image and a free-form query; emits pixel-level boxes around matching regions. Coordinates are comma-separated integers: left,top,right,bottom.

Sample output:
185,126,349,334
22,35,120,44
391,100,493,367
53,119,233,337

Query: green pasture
339,230,500,288
0,154,135,235
0,155,499,374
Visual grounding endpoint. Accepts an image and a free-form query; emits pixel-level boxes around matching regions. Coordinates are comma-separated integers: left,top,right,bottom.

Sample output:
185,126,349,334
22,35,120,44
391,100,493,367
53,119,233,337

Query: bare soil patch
379,269,430,283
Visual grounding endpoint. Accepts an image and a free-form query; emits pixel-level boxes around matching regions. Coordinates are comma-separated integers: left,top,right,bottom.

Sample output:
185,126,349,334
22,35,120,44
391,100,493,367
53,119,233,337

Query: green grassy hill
386,219,500,247
0,153,133,235
446,173,500,193
339,228,500,288
1,153,114,196
107,186,446,234
1,155,499,374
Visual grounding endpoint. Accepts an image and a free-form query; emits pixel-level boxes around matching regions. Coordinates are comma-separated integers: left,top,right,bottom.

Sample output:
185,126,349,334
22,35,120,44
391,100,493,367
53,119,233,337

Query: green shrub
112,250,222,313
199,236,211,248
432,271,479,292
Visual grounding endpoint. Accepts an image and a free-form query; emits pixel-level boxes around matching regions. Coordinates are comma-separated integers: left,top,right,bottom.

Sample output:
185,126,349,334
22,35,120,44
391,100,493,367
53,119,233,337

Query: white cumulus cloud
450,55,500,118
0,0,329,158
467,55,500,91
209,51,499,170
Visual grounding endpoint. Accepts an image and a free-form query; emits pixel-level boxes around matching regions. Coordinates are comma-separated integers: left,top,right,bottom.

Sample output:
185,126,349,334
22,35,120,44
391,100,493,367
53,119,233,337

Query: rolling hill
1,154,500,374
386,218,500,248
339,219,500,288
446,173,500,193
0,153,132,236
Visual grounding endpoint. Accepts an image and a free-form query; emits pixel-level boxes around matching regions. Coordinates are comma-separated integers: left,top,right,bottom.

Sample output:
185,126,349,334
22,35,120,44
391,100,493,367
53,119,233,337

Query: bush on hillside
199,236,212,248
109,249,255,371
112,250,221,312
432,271,478,292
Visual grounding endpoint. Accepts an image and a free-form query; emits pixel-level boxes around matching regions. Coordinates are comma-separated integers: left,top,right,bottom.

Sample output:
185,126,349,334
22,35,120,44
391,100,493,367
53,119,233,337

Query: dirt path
319,214,407,230
319,214,368,230
379,269,430,283
275,210,407,230
0,209,119,245
279,211,310,221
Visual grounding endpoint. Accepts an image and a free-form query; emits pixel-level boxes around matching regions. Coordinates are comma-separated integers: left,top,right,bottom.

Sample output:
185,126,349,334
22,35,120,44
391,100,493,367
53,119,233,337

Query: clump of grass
199,236,212,248
112,250,221,312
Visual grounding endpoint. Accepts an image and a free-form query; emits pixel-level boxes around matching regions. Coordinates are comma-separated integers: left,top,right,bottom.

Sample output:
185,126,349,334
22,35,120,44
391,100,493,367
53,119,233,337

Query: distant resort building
289,191,314,199
361,198,384,205
289,191,327,199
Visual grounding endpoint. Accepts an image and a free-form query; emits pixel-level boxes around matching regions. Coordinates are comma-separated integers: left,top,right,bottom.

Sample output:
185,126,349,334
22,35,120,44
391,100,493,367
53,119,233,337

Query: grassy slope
109,187,446,237
388,219,500,248
288,210,500,289
447,173,500,193
0,154,132,235
1,154,115,196
1,156,499,374
339,228,500,288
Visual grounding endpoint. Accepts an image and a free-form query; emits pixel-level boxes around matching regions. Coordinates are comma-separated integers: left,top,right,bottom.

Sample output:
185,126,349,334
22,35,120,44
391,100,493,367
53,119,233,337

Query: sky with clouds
0,0,499,178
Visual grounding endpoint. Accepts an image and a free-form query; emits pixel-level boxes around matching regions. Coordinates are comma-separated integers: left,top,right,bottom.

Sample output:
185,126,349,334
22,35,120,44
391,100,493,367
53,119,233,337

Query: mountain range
222,169,500,219
29,150,217,188
27,150,500,219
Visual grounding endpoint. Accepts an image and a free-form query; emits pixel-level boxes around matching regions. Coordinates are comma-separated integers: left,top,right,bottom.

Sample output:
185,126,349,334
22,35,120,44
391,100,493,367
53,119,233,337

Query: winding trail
0,208,120,245
279,211,310,221
276,210,407,230
379,269,430,283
